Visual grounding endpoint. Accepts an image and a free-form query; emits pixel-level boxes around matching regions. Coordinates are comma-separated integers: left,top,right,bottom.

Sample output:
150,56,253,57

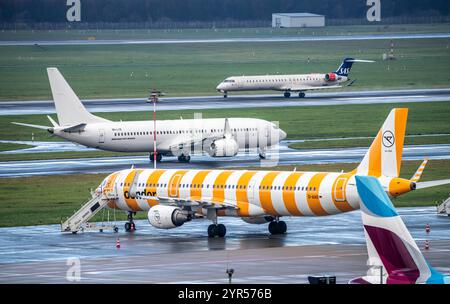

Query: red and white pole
153,95,157,169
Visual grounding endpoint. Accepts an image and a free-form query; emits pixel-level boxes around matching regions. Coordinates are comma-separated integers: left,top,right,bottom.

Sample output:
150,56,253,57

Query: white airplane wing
163,118,233,153
281,85,342,92
137,195,239,210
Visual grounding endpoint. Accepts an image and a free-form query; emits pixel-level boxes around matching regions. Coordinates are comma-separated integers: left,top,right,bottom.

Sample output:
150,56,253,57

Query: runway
1,88,450,116
1,143,449,178
0,206,448,283
1,32,449,46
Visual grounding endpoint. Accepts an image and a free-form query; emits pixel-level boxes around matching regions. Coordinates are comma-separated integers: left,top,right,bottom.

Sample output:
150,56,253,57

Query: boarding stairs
61,186,119,233
437,195,450,216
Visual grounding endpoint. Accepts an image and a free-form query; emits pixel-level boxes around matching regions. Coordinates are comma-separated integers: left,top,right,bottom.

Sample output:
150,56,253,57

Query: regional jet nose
279,129,287,140
216,83,224,91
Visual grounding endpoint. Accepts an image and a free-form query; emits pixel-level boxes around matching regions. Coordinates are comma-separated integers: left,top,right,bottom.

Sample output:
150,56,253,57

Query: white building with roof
272,13,325,28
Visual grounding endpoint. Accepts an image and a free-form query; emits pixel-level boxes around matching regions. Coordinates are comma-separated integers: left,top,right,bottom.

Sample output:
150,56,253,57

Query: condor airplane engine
147,205,191,229
207,138,239,157
325,73,337,82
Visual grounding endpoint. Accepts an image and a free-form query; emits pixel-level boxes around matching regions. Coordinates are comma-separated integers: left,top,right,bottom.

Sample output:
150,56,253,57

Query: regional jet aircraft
350,175,449,284
13,68,286,162
91,108,450,235
216,57,373,98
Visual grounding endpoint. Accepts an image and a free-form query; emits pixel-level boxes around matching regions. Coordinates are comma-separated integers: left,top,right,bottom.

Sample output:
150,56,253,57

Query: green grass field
289,134,450,150
0,37,449,100
0,159,448,227
2,24,450,41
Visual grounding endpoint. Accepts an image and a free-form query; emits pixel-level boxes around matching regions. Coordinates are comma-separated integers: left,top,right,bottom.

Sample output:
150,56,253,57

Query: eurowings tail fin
350,175,449,284
356,108,408,177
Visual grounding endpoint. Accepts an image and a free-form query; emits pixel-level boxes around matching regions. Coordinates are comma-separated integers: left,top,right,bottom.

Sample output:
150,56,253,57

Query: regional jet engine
325,73,337,82
207,138,239,157
148,205,191,229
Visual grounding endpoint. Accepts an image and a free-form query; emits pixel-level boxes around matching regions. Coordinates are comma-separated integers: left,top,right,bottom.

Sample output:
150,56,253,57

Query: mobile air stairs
437,195,450,216
61,187,119,233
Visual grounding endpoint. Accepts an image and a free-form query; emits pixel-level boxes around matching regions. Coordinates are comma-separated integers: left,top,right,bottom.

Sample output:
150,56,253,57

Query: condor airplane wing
137,194,239,210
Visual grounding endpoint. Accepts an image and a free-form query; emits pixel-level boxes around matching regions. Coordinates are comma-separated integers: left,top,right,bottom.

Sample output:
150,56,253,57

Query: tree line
0,0,448,23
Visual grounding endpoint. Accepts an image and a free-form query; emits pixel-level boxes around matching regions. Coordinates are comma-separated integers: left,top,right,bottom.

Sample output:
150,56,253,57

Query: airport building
272,13,325,28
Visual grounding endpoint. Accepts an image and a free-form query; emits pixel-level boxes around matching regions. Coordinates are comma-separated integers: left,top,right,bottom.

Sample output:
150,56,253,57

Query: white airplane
216,57,374,98
13,68,287,162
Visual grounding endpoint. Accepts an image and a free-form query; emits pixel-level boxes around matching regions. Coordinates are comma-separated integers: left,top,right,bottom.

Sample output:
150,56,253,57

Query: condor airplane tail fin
47,68,109,126
350,176,449,284
356,108,408,178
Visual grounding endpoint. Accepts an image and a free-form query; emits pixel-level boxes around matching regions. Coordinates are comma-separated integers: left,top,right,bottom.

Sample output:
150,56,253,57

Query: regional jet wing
137,195,238,210
282,85,342,92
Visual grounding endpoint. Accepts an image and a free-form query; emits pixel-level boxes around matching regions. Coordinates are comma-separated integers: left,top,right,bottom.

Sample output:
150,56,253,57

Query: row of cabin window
113,127,258,137
246,78,320,83
120,182,316,191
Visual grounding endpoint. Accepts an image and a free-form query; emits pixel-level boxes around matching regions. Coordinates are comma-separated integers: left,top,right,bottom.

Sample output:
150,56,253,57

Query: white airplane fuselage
216,73,348,93
53,118,286,155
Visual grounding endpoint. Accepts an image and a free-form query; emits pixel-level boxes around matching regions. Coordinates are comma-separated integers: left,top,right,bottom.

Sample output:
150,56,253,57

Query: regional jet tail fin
335,58,374,77
356,108,408,178
47,68,109,126
350,176,449,284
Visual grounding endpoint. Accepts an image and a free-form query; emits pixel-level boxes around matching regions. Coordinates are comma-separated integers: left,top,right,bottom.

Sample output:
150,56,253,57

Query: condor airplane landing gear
298,92,305,98
207,224,226,238
268,219,287,235
125,211,136,232
283,92,291,98
207,209,226,238
223,92,228,98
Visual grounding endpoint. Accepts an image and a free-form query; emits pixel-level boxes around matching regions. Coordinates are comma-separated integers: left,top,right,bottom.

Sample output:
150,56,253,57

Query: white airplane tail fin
47,68,109,126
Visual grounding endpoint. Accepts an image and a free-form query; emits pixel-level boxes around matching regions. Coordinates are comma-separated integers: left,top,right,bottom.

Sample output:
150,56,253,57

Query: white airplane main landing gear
284,92,291,98
298,92,306,98
177,154,191,163
150,152,162,162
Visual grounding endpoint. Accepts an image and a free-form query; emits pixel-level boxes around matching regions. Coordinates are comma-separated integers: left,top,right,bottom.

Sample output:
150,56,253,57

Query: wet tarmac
0,206,448,283
1,143,449,178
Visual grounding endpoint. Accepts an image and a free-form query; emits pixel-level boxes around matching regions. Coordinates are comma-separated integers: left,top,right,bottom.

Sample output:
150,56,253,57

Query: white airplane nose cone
279,130,287,140
216,83,224,91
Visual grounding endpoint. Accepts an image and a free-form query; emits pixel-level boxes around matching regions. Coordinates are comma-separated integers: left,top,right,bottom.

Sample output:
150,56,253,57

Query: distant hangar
272,13,325,28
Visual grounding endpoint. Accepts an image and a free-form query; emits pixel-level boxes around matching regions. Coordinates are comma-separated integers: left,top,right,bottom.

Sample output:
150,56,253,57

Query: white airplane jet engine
207,138,239,157
148,205,190,229
325,73,337,82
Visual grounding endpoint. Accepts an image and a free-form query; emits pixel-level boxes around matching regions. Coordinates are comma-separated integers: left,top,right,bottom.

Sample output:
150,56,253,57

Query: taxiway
1,88,449,116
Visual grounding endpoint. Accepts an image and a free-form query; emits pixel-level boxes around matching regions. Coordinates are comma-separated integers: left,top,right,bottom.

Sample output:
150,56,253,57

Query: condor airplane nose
279,129,287,140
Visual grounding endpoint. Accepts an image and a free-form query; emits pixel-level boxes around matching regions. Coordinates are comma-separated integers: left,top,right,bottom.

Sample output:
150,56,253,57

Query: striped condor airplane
95,108,450,236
